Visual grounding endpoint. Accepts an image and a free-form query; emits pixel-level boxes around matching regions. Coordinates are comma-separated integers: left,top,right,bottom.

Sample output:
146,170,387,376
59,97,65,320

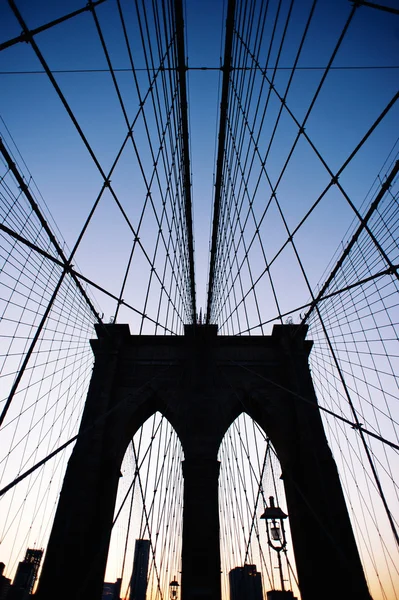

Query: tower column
36,325,130,600
181,458,221,600
263,325,372,600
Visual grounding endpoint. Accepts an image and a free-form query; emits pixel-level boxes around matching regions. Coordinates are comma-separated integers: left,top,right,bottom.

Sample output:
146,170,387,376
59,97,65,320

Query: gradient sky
1,0,398,323
1,1,399,598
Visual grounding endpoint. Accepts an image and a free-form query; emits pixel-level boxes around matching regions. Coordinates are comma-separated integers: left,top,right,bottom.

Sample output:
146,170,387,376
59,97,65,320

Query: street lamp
169,578,179,600
260,496,288,591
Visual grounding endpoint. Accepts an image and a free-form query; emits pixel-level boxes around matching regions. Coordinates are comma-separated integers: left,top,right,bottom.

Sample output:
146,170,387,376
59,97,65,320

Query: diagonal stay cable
0,114,181,427
2,215,396,339
213,1,318,329
230,33,399,289
0,220,177,333
211,1,359,325
0,0,106,52
0,362,175,497
232,341,399,548
217,89,399,330
7,0,185,325
226,359,399,452
2,65,399,75
130,0,194,323
302,160,399,324
0,137,101,323
113,0,190,323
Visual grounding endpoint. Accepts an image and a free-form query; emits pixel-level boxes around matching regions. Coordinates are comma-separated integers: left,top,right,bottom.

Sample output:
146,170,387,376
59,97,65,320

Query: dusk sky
1,0,398,325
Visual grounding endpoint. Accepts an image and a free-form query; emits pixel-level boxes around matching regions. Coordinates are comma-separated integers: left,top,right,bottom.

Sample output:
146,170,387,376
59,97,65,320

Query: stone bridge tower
36,324,371,600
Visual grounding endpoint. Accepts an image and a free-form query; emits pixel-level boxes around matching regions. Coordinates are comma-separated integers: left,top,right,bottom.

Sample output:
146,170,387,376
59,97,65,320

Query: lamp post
260,496,288,592
169,578,179,600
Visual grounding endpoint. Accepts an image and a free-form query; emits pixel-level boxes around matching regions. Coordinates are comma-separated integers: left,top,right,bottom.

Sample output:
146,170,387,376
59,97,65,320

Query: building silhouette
129,540,150,600
229,565,263,600
266,592,297,600
21,549,43,594
7,549,43,600
102,578,122,599
0,563,11,600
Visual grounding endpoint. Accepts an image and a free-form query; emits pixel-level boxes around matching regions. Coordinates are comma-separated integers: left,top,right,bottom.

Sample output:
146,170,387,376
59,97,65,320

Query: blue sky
1,0,398,329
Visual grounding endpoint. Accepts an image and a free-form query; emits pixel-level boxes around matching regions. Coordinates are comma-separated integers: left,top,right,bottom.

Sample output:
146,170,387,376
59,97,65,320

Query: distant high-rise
129,540,150,600
266,592,297,600
22,549,43,594
7,548,43,600
229,565,263,600
102,578,122,599
0,563,11,600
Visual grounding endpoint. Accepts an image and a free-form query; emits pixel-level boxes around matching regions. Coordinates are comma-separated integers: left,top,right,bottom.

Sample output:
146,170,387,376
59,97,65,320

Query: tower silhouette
36,323,370,600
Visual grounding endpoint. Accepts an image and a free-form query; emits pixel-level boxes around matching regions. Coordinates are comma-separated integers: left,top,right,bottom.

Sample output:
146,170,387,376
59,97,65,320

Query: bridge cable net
0,0,398,599
207,0,399,599
0,0,193,594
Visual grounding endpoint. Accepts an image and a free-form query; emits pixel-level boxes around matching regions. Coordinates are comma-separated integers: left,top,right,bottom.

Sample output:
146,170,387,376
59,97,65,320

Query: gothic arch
217,411,286,593
106,411,184,600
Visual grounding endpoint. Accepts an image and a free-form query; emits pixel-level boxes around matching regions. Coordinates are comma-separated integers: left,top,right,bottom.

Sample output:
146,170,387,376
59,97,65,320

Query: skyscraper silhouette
8,549,43,600
129,540,150,600
229,565,263,600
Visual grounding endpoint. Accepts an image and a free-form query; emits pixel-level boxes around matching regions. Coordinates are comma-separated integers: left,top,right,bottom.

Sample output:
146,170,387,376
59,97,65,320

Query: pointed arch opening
105,411,184,600
218,412,300,600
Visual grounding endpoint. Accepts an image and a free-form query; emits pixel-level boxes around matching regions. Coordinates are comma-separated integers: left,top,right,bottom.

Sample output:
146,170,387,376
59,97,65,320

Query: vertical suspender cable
174,0,196,322
206,0,236,324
